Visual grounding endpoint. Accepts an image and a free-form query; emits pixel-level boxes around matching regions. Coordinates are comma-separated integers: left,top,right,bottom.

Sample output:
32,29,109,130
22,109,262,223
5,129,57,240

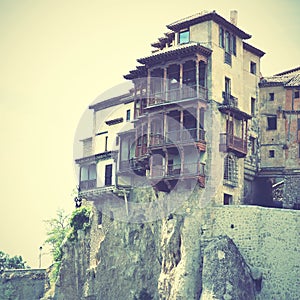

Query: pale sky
0,0,299,268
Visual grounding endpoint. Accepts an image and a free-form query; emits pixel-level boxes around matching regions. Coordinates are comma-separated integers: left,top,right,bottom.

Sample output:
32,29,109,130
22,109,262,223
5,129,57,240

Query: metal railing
222,92,238,107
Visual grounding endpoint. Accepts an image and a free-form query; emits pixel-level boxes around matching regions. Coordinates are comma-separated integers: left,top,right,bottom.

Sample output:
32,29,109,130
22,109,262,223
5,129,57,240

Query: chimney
230,10,238,26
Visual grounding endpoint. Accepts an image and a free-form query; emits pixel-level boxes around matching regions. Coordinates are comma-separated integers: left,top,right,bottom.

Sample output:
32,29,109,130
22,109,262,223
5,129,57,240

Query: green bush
68,206,92,240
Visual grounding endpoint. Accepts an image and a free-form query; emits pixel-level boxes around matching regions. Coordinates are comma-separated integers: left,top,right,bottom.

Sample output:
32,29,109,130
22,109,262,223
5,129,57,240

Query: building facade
258,67,300,208
75,10,299,210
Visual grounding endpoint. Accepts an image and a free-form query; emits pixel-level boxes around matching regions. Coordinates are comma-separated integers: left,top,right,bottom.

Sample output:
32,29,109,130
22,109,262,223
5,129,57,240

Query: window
251,97,256,116
199,61,206,87
225,77,231,96
269,93,274,101
299,143,300,158
219,26,224,48
179,29,189,44
250,61,257,75
298,118,300,131
105,136,108,151
250,137,256,155
126,109,131,121
116,136,119,146
269,150,275,158
224,193,233,205
232,35,236,55
225,31,231,53
224,154,238,186
80,164,96,190
295,91,300,98
267,116,277,130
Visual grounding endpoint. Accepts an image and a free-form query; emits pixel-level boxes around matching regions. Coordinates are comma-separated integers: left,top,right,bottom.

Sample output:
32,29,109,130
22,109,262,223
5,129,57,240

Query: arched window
224,154,238,186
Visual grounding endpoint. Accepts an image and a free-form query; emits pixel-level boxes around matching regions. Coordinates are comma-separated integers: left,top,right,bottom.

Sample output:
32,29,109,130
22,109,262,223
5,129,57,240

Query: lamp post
39,246,42,268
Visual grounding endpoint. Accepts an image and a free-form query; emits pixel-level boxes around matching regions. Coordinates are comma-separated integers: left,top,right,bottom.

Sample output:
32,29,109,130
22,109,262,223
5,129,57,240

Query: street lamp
39,246,43,268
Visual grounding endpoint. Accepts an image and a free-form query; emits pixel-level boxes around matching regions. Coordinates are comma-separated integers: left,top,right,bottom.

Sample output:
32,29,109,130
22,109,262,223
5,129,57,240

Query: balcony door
105,164,113,186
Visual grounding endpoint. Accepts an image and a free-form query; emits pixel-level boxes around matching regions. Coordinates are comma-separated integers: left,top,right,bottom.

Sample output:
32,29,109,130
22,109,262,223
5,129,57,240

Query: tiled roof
285,73,300,87
259,68,300,88
167,10,251,39
137,42,211,65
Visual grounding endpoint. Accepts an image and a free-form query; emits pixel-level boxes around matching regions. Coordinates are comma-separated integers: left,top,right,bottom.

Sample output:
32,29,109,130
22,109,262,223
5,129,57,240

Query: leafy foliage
68,206,92,241
0,251,29,272
44,209,70,262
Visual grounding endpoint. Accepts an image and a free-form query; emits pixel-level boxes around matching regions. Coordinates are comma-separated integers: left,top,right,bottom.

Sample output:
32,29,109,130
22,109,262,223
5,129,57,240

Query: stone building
258,67,300,208
76,10,267,207
75,10,299,210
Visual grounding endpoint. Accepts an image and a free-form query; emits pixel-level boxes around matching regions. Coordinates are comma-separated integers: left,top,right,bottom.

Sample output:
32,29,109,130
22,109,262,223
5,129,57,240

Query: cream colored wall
97,158,115,187
94,102,134,154
190,21,210,47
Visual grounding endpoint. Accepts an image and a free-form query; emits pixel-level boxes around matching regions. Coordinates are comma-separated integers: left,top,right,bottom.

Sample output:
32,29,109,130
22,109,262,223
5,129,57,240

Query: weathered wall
0,269,47,300
208,206,299,300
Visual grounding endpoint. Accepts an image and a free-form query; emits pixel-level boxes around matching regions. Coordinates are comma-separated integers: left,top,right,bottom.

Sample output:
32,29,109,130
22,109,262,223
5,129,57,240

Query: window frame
269,150,275,158
267,116,277,130
178,29,190,44
250,61,257,75
269,93,274,101
126,109,131,121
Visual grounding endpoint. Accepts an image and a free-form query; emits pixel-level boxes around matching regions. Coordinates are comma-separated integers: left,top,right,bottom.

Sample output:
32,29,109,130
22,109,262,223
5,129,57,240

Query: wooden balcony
148,85,207,107
220,133,247,158
79,179,97,191
150,162,205,187
149,128,206,151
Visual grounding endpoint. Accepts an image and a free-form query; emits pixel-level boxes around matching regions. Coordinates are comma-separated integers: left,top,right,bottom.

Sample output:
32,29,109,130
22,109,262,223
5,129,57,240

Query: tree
44,209,70,263
0,251,28,272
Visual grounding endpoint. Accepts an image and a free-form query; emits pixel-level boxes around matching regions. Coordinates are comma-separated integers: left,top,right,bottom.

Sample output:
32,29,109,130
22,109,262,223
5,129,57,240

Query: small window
267,116,277,130
105,136,108,151
224,193,233,205
179,29,190,44
269,150,275,158
126,109,131,121
269,93,274,101
250,137,256,155
251,97,256,116
116,136,119,146
298,118,300,131
250,61,256,75
295,91,300,98
219,26,224,48
232,35,236,56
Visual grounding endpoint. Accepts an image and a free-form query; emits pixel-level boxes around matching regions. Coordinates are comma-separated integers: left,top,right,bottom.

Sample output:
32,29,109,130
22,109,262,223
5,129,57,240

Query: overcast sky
0,0,299,268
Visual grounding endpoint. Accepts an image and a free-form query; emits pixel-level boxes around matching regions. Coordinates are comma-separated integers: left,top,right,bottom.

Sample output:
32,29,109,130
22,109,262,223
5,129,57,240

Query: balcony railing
149,128,205,148
148,86,207,107
135,145,148,158
79,179,96,191
220,133,247,157
222,92,238,107
150,162,205,179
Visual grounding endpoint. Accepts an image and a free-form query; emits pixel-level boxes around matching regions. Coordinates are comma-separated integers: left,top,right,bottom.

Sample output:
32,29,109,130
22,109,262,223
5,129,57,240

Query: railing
149,133,164,146
135,145,148,157
222,92,238,107
166,128,205,144
224,52,232,65
79,179,97,191
220,133,247,156
150,162,205,179
148,86,208,107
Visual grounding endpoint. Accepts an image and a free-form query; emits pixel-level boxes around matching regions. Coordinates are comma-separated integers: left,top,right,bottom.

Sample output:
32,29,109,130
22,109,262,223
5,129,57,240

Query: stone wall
0,269,47,300
206,206,299,300
283,175,300,208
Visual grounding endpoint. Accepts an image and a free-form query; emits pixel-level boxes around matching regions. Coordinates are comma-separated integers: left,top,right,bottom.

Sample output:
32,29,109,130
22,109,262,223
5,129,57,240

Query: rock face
201,236,256,300
50,202,259,300
48,201,299,300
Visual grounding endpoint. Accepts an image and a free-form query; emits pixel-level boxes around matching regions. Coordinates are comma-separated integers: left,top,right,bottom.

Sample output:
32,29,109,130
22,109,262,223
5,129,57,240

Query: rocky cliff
42,189,300,300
